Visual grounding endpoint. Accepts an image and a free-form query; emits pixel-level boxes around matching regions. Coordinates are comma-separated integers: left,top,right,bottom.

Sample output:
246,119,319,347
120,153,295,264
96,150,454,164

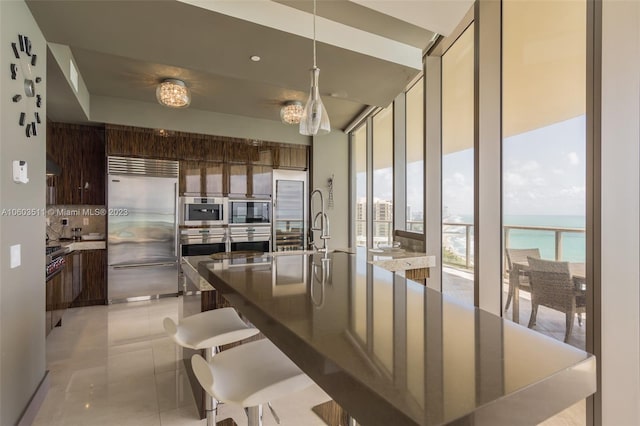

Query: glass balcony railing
442,222,586,270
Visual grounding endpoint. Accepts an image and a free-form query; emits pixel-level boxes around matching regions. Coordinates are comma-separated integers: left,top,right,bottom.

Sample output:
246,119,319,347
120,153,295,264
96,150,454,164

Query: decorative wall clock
10,34,42,138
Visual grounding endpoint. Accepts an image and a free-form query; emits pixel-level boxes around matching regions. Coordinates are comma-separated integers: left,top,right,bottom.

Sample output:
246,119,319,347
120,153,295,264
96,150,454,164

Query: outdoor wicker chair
504,248,541,312
526,256,586,342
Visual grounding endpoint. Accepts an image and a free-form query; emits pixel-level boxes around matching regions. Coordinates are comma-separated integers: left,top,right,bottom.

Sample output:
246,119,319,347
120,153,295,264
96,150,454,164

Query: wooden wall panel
47,123,106,204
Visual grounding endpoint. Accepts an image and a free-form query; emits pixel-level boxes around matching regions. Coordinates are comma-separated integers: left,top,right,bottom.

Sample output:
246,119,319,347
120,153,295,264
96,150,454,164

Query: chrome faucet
310,188,330,252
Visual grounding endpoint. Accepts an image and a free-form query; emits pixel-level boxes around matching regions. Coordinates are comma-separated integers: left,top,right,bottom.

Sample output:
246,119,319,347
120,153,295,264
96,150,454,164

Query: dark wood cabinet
47,123,106,205
103,124,308,198
106,125,177,159
179,161,204,195
72,250,107,307
251,165,273,197
45,272,64,336
204,163,225,194
179,161,225,196
46,249,99,336
178,136,225,162
228,164,249,197
274,146,308,170
68,252,83,301
229,164,273,198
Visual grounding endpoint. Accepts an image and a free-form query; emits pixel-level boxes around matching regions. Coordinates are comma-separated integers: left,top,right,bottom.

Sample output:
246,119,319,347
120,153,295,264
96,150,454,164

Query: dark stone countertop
185,251,596,426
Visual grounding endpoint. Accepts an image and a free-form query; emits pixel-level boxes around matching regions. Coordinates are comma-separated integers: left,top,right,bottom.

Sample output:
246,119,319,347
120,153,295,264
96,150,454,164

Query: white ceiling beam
349,0,474,37
177,0,422,70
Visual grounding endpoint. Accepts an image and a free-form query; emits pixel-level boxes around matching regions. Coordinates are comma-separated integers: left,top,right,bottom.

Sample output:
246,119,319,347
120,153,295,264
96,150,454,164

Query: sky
356,115,586,220
444,115,586,217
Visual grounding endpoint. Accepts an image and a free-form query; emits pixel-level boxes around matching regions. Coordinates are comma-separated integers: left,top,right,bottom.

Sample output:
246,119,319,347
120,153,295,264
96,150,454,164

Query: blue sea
448,214,586,263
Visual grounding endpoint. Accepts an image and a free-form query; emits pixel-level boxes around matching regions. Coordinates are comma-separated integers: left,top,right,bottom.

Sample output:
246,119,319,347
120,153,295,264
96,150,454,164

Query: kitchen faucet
310,188,330,252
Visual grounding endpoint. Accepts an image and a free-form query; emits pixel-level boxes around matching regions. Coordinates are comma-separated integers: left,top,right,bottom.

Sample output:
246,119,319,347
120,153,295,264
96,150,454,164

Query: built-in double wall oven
179,198,272,255
228,199,272,252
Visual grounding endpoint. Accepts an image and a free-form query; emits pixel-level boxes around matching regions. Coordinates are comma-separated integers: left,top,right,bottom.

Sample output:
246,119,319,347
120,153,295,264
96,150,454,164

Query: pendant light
299,0,331,136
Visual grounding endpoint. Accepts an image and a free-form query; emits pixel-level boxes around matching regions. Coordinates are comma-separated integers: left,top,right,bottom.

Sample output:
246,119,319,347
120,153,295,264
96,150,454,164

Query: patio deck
442,267,586,350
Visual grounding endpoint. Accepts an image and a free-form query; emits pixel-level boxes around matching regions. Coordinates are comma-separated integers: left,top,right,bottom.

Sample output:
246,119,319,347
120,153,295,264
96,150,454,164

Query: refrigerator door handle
112,262,176,269
174,182,178,259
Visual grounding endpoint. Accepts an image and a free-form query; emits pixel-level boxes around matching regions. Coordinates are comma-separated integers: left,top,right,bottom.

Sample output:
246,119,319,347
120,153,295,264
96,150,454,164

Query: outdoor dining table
510,261,586,324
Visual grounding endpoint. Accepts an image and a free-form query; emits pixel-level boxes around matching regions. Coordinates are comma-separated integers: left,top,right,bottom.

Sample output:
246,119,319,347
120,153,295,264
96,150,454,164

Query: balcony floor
442,267,586,350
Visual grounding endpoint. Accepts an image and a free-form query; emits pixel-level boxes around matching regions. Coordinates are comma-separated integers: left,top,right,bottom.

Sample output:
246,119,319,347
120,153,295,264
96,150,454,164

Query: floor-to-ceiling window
502,0,587,354
441,23,475,304
502,3,587,423
372,105,394,247
406,78,424,234
353,124,368,247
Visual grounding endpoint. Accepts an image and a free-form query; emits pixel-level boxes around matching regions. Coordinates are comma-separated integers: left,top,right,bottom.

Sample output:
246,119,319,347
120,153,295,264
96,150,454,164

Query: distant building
355,199,394,244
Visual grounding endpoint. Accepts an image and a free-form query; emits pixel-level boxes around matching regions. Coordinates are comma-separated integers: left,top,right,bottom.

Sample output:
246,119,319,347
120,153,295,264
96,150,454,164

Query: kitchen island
183,251,595,425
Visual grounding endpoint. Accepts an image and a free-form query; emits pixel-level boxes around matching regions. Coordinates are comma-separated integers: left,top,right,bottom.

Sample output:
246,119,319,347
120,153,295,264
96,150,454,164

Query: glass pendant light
300,0,331,136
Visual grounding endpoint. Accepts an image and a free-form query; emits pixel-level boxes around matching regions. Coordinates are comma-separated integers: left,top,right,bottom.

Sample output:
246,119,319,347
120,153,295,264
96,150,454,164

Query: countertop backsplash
47,205,106,240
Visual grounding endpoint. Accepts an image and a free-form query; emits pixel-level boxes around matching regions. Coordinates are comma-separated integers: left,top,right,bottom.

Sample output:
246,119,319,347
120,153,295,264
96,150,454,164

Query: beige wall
0,1,47,424
312,131,349,249
48,42,90,117
600,0,640,423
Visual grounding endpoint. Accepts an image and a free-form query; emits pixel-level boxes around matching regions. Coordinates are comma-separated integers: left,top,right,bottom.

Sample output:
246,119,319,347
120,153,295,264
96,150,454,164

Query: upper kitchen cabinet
273,145,308,170
176,136,225,162
106,125,177,159
47,123,106,205
179,161,225,196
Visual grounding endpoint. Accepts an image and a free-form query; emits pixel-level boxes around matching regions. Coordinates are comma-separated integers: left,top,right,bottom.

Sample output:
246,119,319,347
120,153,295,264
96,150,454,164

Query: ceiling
26,0,449,132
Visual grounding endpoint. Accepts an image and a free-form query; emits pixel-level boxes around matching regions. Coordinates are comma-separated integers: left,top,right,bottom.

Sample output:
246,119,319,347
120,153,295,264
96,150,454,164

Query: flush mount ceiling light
280,101,303,125
299,0,331,136
156,78,190,108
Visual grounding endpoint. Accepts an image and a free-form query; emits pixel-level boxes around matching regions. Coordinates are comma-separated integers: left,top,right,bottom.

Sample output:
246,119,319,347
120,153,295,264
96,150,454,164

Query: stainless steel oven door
229,226,271,252
180,228,227,255
180,196,227,226
228,199,271,225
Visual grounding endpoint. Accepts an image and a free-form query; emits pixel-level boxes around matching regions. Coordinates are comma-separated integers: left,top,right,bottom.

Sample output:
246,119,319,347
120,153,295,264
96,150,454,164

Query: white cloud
521,161,540,172
568,152,579,165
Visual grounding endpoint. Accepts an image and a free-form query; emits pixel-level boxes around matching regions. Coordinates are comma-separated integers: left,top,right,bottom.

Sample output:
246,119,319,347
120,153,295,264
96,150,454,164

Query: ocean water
445,214,586,263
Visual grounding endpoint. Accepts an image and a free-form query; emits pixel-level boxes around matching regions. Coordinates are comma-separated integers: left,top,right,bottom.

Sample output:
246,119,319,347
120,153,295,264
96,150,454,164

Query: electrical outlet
61,218,69,226
83,217,89,226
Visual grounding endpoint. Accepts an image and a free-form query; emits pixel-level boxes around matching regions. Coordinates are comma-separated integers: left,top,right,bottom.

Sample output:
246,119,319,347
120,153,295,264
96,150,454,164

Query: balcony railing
354,219,425,247
443,222,586,270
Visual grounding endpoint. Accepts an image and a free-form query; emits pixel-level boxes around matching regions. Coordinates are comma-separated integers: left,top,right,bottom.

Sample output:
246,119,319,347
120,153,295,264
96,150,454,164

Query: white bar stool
163,307,260,426
192,338,315,426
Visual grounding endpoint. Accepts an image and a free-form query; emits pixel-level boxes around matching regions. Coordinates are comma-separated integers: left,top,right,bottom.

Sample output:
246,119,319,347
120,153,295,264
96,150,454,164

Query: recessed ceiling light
250,55,261,62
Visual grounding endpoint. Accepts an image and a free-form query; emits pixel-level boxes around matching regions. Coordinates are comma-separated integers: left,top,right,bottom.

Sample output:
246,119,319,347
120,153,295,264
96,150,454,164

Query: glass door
273,170,307,251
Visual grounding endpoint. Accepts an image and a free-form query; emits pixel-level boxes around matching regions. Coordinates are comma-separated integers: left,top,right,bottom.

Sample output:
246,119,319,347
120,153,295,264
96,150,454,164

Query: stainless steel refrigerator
107,157,179,302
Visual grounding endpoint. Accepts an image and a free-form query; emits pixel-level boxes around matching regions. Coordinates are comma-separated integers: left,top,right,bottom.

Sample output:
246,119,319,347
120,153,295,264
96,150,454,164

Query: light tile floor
34,297,331,426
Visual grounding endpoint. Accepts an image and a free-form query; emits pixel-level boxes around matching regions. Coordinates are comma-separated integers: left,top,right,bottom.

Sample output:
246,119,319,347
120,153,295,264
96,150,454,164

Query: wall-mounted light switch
10,244,21,268
83,218,89,226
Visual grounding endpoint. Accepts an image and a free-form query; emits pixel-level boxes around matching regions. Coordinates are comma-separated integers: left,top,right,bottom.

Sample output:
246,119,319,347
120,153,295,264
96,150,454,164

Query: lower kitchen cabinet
72,249,107,307
45,271,65,336
47,249,107,336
